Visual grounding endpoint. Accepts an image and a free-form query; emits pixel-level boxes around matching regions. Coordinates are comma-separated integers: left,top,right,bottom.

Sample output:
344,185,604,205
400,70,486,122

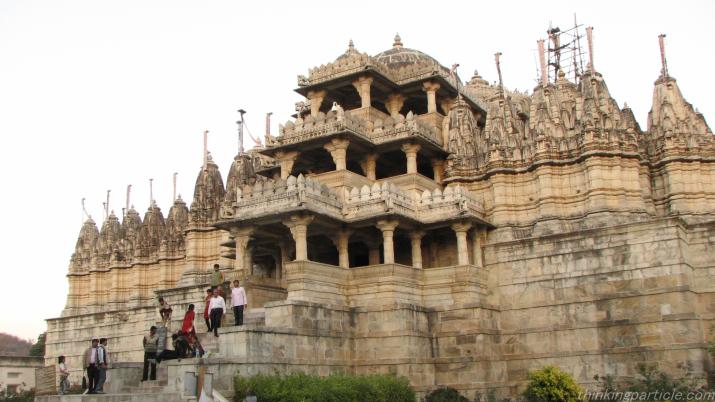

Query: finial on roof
393,33,403,48
623,102,629,109
348,39,355,51
586,26,595,72
658,34,669,78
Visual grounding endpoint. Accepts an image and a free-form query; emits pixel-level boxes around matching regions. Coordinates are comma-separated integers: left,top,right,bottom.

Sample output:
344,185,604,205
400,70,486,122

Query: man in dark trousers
94,338,110,393
231,280,247,325
82,339,99,394
142,326,158,381
208,287,226,337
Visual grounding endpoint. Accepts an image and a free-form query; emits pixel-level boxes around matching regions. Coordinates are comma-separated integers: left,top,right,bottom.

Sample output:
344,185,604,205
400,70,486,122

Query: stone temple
44,34,715,400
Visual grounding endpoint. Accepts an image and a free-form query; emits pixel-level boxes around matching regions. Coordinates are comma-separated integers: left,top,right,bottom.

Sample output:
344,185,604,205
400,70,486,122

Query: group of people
68,338,110,394
204,264,248,337
141,264,248,381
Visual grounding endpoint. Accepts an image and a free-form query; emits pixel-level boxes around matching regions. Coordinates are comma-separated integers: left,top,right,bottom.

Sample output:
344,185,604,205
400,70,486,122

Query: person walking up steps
231,280,247,326
208,287,226,337
142,326,158,381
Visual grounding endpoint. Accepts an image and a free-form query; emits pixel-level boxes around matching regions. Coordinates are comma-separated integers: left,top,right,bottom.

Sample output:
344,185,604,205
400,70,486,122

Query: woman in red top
181,304,196,335
203,288,212,332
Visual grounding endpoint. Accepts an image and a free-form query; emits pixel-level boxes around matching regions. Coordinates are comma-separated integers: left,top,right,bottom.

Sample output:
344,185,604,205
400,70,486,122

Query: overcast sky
1,0,713,341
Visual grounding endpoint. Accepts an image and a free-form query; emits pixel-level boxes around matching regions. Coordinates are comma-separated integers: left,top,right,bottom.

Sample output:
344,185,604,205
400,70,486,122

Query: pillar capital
376,219,399,233
332,229,353,269
440,97,455,115
324,138,350,171
401,143,421,174
431,158,445,183
274,150,300,179
385,93,405,117
401,142,422,155
422,81,440,114
422,81,441,92
376,219,398,264
451,221,473,233
360,153,378,180
283,214,314,261
352,76,373,108
409,230,425,269
306,90,326,117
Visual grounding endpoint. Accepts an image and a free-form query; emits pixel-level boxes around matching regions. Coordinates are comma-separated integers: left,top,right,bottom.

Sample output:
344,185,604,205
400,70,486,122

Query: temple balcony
272,107,443,150
218,174,486,226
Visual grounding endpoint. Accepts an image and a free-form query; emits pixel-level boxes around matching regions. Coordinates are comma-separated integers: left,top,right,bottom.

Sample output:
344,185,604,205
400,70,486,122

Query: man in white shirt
231,280,248,326
208,287,226,337
83,339,99,394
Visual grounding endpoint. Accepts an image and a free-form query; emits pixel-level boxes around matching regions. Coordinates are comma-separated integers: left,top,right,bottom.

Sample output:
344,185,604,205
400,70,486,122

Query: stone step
35,392,184,402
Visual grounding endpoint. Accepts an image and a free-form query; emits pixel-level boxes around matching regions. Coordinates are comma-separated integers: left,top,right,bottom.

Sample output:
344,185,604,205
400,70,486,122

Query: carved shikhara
48,36,715,400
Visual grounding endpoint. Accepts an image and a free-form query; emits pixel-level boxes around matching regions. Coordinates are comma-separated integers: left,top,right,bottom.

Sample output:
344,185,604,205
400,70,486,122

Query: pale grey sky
1,0,713,341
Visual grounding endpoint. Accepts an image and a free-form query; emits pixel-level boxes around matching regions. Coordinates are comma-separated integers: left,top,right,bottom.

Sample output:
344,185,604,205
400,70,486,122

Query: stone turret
645,74,714,161
136,202,166,258
190,154,225,226
119,206,142,263
96,211,122,267
225,153,257,204
69,218,99,273
165,196,189,254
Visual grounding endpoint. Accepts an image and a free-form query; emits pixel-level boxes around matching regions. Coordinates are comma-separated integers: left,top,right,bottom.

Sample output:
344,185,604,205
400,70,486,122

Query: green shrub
424,387,469,402
234,372,416,402
523,365,584,402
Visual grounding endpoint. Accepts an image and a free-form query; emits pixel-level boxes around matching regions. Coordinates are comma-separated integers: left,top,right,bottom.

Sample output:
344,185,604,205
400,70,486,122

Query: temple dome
374,34,448,72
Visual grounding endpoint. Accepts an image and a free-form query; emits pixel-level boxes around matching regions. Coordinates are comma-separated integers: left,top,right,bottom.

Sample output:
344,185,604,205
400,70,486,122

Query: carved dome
374,34,448,73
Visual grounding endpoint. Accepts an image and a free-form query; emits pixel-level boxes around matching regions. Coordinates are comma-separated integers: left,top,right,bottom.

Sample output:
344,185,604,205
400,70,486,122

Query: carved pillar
307,90,326,117
275,150,299,179
451,222,472,266
471,228,485,268
352,76,373,108
422,81,441,114
385,94,405,117
431,159,445,184
324,138,350,171
283,215,314,261
401,143,421,174
231,227,255,272
332,229,352,269
376,220,399,264
409,230,425,269
360,153,378,180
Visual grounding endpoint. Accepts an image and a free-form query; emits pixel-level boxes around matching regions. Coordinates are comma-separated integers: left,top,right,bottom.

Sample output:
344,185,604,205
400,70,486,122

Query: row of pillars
304,77,447,118
231,215,484,272
274,138,445,182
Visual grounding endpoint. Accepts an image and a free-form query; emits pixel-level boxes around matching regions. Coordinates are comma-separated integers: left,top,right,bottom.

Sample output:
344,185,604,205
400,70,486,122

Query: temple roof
374,34,448,74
